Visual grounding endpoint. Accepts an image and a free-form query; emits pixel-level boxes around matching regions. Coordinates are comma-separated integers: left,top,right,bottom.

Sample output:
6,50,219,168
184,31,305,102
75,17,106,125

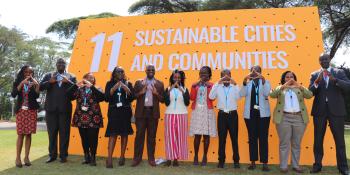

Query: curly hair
169,69,186,87
280,70,297,85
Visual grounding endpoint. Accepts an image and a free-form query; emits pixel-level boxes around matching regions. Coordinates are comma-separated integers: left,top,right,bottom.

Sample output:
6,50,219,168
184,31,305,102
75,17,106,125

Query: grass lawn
0,130,349,175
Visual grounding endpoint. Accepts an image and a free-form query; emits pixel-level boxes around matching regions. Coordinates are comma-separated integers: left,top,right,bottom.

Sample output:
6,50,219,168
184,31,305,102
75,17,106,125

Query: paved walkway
0,122,47,131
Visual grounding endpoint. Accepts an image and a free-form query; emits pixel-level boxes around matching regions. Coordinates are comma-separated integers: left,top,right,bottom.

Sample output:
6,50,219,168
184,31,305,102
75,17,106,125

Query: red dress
16,85,37,135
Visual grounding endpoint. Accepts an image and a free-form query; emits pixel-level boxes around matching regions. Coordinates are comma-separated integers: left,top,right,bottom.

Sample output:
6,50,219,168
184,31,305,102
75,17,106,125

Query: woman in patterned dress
163,70,190,166
68,72,104,166
189,66,217,166
11,65,40,168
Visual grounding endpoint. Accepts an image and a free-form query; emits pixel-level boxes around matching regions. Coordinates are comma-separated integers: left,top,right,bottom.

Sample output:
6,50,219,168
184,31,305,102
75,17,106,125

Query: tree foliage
0,25,70,119
46,12,119,39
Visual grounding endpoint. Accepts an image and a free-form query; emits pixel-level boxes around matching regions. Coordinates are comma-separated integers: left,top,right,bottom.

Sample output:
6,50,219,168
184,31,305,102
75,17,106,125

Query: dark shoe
262,164,270,172
173,160,179,167
90,155,96,166
201,156,207,166
118,157,125,166
217,162,224,168
82,153,91,164
106,159,113,168
233,162,240,169
15,160,22,168
45,157,56,163
60,158,67,163
280,168,288,173
164,160,171,166
248,163,256,170
310,167,322,173
339,170,349,175
24,158,32,166
131,160,141,167
148,160,156,167
193,156,199,165
292,167,304,173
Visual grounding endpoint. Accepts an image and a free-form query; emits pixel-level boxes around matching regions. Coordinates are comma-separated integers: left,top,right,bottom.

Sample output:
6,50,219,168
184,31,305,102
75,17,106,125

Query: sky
0,0,348,66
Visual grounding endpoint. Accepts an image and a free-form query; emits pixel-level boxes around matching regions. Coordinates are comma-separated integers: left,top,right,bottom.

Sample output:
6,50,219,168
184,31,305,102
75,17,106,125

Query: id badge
81,106,89,111
21,106,28,110
223,109,230,113
116,102,123,107
254,105,260,110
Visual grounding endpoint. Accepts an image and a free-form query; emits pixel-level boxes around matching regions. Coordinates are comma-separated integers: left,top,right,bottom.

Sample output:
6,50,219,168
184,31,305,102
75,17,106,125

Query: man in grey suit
40,58,76,163
309,53,350,175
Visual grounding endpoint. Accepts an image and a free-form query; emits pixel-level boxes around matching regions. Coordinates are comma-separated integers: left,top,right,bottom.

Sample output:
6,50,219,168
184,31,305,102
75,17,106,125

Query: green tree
128,0,200,14
0,25,70,119
46,12,119,40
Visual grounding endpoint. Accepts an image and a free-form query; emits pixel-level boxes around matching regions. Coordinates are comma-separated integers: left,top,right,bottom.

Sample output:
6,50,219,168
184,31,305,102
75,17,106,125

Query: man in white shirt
209,69,240,168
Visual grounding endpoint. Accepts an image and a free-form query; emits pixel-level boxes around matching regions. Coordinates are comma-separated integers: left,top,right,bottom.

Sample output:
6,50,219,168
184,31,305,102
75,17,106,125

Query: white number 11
89,32,123,72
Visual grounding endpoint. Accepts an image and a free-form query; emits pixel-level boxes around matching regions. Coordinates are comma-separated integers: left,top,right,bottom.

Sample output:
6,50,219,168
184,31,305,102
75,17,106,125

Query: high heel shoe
24,158,32,166
15,160,23,168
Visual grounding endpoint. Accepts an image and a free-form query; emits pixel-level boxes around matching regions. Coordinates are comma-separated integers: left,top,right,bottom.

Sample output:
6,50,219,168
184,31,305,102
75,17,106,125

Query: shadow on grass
0,155,348,175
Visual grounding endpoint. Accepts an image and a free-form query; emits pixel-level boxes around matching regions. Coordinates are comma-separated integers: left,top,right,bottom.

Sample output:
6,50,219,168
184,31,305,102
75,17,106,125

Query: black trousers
313,104,348,172
78,128,99,155
46,111,71,159
217,110,240,163
244,109,270,163
133,108,159,161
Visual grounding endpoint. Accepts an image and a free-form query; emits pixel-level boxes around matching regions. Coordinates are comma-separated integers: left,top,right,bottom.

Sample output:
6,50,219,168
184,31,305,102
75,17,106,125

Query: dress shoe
193,156,199,166
262,163,270,172
280,168,288,173
292,167,304,173
118,157,125,166
217,162,224,168
201,156,207,166
82,153,91,164
233,162,240,169
148,160,156,166
90,154,96,166
248,163,256,170
164,160,171,166
60,158,67,163
45,157,56,163
106,159,113,168
172,160,179,167
131,160,141,167
310,167,322,173
339,170,349,175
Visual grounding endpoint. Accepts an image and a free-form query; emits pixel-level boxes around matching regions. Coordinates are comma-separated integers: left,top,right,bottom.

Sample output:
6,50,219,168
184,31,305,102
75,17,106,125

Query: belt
144,106,153,110
283,111,301,115
219,110,236,114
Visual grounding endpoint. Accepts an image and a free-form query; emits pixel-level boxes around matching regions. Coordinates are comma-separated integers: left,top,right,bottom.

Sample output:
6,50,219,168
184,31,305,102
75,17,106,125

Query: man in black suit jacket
40,58,76,163
309,53,350,175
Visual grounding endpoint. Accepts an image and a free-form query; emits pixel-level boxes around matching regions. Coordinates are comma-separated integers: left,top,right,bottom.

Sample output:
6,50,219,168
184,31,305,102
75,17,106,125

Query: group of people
11,54,349,175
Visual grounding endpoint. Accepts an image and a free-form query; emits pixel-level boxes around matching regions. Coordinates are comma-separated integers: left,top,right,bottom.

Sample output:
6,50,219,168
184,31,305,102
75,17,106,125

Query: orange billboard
68,7,336,165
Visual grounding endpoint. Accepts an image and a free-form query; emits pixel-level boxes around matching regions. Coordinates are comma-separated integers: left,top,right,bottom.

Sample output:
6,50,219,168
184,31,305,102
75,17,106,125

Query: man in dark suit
40,58,76,163
309,53,350,175
131,64,164,167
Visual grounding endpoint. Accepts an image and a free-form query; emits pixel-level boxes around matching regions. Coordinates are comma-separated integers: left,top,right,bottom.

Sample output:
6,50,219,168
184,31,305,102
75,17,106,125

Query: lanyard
173,88,179,110
287,89,293,108
199,85,205,104
223,85,231,110
23,84,29,106
23,84,29,93
252,81,259,105
115,83,123,103
83,88,91,106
